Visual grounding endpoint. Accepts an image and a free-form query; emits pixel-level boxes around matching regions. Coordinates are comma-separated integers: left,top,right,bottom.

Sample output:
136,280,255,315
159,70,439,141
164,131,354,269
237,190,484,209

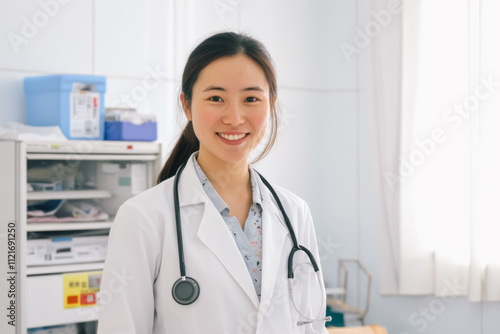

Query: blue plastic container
105,121,157,141
24,74,107,140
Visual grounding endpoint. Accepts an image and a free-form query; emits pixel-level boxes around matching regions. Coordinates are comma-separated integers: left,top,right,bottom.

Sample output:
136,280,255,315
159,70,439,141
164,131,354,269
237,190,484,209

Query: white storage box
27,236,108,266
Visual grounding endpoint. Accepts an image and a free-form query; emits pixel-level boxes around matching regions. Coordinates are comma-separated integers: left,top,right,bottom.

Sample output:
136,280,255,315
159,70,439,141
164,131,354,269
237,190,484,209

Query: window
373,0,500,301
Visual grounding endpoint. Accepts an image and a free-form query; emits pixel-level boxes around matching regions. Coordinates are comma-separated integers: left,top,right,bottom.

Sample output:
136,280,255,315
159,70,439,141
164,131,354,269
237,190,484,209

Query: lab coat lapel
256,172,289,318
178,153,260,309
196,203,261,309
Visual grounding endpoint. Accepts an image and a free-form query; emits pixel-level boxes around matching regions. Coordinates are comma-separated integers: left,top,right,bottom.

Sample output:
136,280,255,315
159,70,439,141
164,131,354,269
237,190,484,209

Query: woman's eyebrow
202,86,265,92
242,86,264,92
203,86,225,92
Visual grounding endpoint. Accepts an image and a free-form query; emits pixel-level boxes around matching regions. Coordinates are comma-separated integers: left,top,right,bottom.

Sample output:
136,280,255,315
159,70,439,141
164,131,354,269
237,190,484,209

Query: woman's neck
196,151,250,192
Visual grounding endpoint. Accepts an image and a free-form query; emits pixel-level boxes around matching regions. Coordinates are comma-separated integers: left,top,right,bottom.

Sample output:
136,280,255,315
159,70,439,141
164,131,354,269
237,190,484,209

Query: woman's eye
245,97,258,102
209,96,223,102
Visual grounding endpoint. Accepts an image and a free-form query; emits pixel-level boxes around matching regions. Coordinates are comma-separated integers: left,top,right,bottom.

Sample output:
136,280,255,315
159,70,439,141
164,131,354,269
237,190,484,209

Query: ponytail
156,121,199,184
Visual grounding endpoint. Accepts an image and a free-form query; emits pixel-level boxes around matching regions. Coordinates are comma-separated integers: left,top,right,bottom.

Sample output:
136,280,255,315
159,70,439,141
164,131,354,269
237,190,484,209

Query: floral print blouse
192,153,263,300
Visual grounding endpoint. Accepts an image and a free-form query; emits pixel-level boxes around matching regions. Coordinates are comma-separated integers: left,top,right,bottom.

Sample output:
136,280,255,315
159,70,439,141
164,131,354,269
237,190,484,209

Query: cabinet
0,140,161,333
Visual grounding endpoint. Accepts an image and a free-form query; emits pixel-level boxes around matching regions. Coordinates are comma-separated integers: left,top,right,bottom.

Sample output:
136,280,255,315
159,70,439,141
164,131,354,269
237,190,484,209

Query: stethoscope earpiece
172,276,200,305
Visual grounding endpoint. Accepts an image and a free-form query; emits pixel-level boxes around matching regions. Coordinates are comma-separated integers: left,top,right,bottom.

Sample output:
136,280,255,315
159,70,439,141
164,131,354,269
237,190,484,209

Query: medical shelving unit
0,140,161,334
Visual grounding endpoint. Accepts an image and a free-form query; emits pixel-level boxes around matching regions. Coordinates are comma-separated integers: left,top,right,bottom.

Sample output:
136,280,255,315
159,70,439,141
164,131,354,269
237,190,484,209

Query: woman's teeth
218,133,247,141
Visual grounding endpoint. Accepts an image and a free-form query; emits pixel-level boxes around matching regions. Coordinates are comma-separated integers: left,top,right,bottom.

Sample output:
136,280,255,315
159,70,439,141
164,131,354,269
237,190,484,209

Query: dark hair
156,32,279,184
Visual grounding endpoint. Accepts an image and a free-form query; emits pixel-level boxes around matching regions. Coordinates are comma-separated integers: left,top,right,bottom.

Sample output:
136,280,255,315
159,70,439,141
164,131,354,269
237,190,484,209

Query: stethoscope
171,159,332,326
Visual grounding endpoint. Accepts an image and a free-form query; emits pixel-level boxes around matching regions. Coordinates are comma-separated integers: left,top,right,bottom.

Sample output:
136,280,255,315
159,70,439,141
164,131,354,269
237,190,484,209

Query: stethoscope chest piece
172,276,200,305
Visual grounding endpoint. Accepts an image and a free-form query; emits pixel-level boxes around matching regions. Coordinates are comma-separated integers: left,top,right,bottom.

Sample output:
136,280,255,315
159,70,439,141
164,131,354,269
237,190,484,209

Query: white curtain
371,0,500,301
366,0,403,295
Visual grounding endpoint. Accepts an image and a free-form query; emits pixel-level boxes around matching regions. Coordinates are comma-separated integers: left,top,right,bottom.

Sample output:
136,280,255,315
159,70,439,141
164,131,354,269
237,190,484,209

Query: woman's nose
222,103,245,125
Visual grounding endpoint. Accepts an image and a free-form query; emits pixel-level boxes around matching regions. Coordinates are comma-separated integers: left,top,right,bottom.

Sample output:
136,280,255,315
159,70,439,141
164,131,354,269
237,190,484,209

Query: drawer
26,273,100,329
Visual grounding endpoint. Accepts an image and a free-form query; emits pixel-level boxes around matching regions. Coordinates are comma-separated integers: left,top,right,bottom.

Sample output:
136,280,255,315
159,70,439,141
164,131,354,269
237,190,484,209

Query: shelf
0,140,161,334
27,262,105,276
27,221,113,232
25,140,161,154
27,189,112,201
27,153,158,161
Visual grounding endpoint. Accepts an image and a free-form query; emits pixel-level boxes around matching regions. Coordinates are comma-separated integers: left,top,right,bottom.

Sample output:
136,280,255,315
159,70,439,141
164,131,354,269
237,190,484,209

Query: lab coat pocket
157,300,199,333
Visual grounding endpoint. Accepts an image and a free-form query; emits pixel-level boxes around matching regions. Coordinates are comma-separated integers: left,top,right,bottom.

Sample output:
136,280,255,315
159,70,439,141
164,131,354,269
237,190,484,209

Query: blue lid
24,74,106,93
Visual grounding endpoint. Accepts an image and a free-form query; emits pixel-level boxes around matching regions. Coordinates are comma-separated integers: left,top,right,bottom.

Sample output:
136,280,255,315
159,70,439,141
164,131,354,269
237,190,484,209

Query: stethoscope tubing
173,160,188,278
256,170,320,279
172,158,329,324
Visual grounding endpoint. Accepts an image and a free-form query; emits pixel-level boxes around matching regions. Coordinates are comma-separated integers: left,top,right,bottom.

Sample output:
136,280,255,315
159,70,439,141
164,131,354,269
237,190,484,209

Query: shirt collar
192,152,263,215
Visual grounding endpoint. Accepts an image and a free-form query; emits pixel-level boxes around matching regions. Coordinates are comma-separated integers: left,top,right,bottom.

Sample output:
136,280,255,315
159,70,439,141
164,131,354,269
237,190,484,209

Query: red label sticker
67,295,78,304
81,293,96,305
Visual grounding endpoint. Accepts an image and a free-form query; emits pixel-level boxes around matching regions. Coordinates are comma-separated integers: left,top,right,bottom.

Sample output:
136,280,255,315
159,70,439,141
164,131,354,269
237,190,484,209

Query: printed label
70,92,100,138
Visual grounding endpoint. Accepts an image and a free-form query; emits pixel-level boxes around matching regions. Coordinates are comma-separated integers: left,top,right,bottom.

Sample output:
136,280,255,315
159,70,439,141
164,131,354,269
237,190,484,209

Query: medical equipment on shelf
27,199,64,217
104,108,157,141
29,180,63,191
171,159,332,327
24,74,107,140
28,324,78,334
26,235,108,266
27,200,110,223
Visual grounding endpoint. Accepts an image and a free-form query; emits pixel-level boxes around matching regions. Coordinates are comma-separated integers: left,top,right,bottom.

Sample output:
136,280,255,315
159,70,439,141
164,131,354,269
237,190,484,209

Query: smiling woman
97,32,329,334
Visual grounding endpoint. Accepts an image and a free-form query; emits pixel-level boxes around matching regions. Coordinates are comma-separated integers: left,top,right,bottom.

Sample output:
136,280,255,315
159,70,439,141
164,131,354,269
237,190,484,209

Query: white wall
1,0,498,333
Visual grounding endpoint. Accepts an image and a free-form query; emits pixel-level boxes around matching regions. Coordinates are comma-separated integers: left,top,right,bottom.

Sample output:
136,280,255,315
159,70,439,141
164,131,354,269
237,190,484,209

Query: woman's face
182,54,272,166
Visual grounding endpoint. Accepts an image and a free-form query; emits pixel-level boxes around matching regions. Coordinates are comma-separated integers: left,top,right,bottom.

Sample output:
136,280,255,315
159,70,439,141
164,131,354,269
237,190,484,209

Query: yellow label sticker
63,271,102,309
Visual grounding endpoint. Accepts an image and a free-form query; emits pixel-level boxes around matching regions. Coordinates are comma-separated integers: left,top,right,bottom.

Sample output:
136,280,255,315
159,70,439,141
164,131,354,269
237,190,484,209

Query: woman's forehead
194,55,269,92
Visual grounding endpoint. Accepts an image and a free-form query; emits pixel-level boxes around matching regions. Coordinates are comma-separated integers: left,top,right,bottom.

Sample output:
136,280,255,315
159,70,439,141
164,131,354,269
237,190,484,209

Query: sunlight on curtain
366,0,403,295
397,0,500,301
470,0,500,301
399,0,470,295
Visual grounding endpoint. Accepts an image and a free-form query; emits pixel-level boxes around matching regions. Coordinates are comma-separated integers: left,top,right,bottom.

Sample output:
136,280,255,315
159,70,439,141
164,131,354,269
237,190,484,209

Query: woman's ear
270,95,278,111
180,92,192,121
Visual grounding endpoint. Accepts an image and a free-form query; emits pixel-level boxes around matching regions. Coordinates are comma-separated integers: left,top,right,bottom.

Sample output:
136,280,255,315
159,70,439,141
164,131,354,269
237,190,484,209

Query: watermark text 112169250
6,220,17,327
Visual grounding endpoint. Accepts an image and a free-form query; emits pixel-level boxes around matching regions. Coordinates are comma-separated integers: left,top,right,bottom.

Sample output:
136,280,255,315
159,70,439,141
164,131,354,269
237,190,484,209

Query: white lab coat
97,152,328,334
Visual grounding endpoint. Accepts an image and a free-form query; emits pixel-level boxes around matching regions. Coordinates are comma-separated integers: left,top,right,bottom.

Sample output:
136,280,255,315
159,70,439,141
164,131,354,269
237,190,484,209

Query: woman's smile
217,132,249,141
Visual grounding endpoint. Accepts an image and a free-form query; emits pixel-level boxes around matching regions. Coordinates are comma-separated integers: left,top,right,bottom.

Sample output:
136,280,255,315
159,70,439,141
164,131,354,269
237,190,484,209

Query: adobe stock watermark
385,74,500,190
213,0,244,21
76,267,135,321
317,234,340,262
7,0,72,54
399,278,466,334
339,0,402,63
110,65,167,109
